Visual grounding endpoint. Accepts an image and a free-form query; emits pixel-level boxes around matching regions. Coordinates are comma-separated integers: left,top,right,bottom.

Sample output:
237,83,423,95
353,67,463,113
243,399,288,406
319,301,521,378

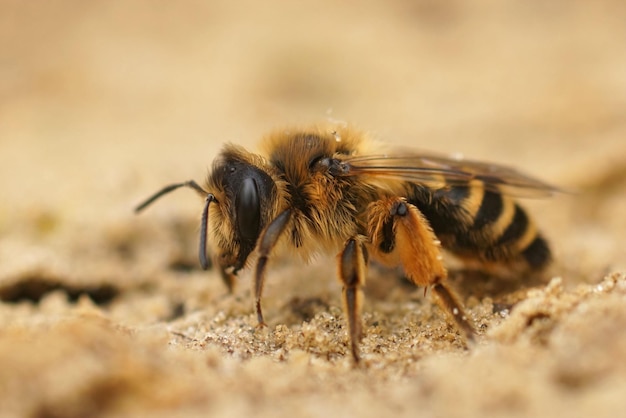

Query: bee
135,124,557,362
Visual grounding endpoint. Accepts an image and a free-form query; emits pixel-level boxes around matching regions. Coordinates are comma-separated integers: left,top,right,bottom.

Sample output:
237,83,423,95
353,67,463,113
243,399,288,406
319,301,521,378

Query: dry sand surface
2,1,626,417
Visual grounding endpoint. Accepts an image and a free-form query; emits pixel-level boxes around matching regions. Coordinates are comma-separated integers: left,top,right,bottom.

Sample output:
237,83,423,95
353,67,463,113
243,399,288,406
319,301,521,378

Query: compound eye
236,177,261,241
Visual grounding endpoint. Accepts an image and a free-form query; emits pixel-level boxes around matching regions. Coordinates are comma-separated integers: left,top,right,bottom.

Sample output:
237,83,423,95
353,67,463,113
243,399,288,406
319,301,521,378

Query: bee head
208,147,277,273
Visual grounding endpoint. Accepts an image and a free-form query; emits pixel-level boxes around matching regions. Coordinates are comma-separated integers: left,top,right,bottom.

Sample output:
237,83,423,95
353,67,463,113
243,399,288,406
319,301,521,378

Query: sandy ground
1,1,626,417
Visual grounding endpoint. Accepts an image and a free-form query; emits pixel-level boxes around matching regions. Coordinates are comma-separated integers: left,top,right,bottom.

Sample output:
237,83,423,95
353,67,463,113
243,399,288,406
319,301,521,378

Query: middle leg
337,236,368,363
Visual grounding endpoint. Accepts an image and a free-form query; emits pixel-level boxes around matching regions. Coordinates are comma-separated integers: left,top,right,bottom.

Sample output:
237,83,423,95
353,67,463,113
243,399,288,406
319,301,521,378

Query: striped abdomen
406,181,551,273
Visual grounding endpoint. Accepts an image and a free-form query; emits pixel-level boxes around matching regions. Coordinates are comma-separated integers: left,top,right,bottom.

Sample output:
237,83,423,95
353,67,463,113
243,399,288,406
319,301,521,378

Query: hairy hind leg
367,197,475,342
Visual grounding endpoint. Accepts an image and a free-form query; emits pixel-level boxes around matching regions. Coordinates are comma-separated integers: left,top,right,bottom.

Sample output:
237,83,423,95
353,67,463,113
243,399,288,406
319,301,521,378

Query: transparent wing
339,152,560,198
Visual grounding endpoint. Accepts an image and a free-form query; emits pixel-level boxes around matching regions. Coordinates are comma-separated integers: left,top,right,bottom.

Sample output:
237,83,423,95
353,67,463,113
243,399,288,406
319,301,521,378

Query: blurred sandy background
1,1,626,417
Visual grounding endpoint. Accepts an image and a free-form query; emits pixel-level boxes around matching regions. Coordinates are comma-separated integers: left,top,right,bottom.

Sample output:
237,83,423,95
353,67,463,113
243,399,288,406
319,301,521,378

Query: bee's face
208,152,277,272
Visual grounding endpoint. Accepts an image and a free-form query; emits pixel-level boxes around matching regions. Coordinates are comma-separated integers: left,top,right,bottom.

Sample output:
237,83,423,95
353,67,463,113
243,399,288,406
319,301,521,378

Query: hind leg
366,197,475,341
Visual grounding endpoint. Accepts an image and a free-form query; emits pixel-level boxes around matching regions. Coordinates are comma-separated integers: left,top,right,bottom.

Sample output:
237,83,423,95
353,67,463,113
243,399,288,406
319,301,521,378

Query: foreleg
253,209,292,326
